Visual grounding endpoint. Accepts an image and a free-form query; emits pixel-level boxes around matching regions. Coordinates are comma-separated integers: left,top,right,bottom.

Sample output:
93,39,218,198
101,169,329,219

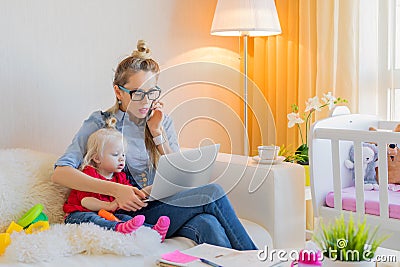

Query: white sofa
0,149,305,266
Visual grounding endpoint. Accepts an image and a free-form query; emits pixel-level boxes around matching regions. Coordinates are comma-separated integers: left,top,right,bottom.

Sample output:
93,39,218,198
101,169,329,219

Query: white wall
0,0,252,155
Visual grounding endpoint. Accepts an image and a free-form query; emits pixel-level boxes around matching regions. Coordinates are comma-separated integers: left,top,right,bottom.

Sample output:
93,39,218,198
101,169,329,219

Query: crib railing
312,128,400,219
310,114,400,249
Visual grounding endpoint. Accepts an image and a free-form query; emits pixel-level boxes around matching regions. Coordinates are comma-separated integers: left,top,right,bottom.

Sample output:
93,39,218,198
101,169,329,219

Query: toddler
63,118,169,241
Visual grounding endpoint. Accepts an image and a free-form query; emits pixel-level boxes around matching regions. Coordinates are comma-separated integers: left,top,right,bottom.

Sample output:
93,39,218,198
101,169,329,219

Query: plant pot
323,257,375,266
303,165,310,186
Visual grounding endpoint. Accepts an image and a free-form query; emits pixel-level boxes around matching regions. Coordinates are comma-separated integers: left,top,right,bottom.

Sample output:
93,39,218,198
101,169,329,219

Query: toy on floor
0,204,50,255
291,250,322,266
344,142,379,190
18,204,48,228
291,242,322,266
0,233,10,255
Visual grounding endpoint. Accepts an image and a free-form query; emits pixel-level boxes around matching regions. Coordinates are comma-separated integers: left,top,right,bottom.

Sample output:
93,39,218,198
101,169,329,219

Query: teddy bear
370,124,400,191
344,142,379,190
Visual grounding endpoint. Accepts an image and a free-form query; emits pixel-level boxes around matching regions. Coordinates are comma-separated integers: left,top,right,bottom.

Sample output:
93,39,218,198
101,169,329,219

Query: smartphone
145,100,155,121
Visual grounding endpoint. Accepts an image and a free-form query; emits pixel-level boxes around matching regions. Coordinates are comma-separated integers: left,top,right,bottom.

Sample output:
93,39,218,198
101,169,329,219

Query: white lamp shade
211,0,282,37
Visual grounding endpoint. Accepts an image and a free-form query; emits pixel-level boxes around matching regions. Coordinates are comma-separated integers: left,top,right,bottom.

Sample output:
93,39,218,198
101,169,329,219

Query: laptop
144,144,220,202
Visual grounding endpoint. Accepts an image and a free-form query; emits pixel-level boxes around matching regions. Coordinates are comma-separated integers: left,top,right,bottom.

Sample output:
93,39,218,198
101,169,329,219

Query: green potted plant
278,144,312,185
278,144,307,164
287,92,347,185
313,214,388,266
287,92,347,165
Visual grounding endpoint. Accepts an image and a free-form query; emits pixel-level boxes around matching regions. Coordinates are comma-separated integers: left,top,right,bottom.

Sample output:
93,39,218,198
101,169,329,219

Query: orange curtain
244,0,317,155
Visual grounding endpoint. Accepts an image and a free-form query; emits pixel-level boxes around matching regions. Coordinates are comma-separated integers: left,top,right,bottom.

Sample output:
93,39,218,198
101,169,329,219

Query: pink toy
291,249,322,266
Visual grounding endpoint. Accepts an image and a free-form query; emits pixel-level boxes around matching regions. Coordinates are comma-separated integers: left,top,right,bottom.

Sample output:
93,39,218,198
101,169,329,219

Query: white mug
258,145,280,160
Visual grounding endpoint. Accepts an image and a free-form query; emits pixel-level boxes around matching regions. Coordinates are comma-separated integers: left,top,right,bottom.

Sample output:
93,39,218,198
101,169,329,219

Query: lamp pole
243,34,249,156
210,0,282,156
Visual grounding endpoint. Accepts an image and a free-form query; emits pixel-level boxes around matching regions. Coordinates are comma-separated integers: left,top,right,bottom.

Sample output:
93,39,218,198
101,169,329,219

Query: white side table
212,153,306,249
305,185,314,239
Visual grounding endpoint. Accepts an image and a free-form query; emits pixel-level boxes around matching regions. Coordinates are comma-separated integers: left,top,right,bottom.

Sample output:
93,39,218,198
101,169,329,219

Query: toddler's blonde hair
81,117,126,170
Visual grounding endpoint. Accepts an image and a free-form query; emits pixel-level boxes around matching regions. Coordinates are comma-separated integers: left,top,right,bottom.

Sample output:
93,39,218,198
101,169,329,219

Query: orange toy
98,209,121,222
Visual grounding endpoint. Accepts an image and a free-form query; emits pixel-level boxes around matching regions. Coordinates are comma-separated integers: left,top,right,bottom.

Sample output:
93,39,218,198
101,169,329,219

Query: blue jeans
65,211,153,230
119,183,257,250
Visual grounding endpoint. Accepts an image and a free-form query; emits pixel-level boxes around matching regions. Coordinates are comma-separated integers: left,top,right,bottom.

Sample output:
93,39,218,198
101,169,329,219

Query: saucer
252,155,285,165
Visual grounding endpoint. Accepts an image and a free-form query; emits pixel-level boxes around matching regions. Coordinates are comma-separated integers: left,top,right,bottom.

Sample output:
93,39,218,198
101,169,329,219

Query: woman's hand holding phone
146,101,164,137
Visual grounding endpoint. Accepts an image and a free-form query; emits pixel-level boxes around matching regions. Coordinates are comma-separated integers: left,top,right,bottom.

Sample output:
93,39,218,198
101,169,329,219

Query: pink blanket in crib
325,186,400,219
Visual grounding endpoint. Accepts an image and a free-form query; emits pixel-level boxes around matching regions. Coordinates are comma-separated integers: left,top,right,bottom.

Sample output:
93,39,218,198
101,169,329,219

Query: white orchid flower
287,112,304,128
322,92,337,110
305,96,322,112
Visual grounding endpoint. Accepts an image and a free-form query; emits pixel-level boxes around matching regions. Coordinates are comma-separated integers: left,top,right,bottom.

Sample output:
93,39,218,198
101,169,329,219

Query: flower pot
323,257,375,267
304,165,310,186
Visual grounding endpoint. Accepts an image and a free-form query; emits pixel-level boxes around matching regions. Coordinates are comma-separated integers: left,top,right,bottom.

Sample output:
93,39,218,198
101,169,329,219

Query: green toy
17,204,48,228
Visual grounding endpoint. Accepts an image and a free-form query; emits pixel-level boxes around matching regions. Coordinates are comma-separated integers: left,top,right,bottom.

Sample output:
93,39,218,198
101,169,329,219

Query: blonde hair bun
131,40,152,59
105,117,117,129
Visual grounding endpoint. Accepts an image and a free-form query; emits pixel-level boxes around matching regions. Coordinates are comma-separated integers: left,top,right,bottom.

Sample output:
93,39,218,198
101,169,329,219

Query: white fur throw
0,149,162,263
0,148,68,231
4,223,162,263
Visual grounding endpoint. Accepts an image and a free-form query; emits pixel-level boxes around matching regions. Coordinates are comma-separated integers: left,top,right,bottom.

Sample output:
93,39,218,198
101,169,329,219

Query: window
396,0,400,69
381,0,400,120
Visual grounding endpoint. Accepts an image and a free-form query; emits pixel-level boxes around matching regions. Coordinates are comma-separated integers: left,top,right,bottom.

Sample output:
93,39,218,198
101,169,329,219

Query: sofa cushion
0,149,69,232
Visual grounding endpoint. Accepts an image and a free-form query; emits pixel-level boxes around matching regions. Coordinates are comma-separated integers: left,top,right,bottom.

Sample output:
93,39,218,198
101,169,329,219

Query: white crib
309,112,400,250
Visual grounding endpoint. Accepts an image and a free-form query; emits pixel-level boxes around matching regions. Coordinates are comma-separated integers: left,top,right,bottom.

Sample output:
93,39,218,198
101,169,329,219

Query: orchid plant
287,92,347,164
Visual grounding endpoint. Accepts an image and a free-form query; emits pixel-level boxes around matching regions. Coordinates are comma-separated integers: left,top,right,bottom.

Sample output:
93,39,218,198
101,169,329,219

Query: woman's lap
122,170,224,232
175,213,231,248
119,184,226,234
118,183,257,250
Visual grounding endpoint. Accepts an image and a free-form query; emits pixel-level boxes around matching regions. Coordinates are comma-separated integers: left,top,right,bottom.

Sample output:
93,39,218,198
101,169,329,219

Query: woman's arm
156,135,174,155
51,166,147,211
81,197,118,212
147,103,179,155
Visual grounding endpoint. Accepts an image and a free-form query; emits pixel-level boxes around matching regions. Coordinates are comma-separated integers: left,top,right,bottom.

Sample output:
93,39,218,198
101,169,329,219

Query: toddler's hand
114,184,148,211
108,200,119,212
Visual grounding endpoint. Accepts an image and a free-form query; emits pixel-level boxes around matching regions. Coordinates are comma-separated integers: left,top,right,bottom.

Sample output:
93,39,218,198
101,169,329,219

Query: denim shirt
55,109,179,188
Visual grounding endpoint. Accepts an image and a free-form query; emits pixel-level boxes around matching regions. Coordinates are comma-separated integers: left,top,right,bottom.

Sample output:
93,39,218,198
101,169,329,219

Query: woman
51,40,257,250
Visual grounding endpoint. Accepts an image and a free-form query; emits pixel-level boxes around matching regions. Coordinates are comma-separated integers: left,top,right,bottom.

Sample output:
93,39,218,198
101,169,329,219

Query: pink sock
115,215,145,234
152,216,170,242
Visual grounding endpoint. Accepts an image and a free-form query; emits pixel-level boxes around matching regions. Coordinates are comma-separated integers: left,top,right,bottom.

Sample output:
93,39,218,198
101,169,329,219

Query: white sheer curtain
316,0,360,118
316,0,390,119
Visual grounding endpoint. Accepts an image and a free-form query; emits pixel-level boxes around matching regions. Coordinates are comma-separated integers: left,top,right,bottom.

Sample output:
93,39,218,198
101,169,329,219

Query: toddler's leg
152,216,170,242
115,215,145,234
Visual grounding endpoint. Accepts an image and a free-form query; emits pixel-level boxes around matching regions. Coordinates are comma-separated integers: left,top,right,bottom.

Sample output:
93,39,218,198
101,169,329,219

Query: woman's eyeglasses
118,85,161,101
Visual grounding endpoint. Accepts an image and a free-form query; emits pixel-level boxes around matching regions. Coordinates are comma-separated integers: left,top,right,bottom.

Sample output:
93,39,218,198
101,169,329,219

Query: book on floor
156,243,285,267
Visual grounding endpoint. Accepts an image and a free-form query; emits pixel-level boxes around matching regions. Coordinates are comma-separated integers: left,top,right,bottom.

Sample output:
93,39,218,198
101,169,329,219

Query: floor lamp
210,0,281,156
